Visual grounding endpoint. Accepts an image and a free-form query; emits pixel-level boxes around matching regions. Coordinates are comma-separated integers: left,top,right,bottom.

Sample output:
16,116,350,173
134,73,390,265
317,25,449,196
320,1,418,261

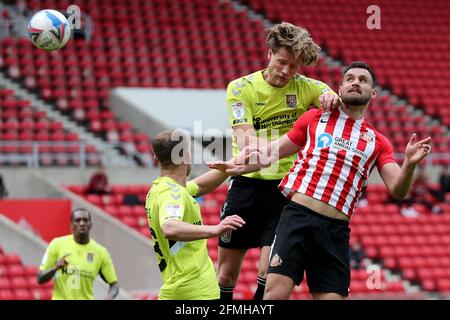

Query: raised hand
404,133,431,165
207,145,265,175
319,93,342,112
55,253,71,271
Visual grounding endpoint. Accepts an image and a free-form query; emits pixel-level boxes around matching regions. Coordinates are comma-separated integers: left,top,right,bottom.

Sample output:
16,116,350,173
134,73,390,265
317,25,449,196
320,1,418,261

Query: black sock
253,276,266,300
219,283,235,300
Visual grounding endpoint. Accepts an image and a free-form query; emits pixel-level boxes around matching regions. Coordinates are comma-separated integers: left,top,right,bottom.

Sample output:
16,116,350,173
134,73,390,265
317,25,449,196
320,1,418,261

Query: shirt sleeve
186,181,200,198
226,79,253,127
99,248,118,285
158,191,186,227
39,239,58,271
376,135,397,170
287,109,318,146
306,79,337,108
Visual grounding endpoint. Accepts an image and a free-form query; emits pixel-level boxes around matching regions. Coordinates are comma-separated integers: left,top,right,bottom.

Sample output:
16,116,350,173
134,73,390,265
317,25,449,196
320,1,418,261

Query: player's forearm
391,160,416,199
234,125,270,151
252,136,297,168
163,220,218,241
37,268,57,284
192,169,229,197
105,282,119,300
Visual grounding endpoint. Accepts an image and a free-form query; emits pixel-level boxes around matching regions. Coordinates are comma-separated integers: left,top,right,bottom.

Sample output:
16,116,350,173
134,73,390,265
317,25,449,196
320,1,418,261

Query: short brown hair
343,61,377,87
266,22,320,66
151,130,186,168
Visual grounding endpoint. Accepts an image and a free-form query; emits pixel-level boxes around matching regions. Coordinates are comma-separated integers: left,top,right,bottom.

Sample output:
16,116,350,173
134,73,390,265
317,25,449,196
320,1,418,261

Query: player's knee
263,280,290,300
263,285,280,300
257,268,268,279
218,272,238,286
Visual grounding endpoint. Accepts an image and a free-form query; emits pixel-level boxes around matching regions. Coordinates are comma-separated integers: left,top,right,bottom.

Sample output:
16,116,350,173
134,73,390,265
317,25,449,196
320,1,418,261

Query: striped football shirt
279,108,396,218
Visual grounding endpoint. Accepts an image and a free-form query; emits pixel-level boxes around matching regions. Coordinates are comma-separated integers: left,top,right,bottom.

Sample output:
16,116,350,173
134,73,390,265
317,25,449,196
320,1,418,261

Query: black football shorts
219,176,288,249
268,201,351,297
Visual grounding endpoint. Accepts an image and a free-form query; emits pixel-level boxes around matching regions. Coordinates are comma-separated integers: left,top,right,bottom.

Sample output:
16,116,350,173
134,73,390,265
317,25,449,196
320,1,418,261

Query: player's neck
74,234,90,244
160,167,187,187
341,104,368,120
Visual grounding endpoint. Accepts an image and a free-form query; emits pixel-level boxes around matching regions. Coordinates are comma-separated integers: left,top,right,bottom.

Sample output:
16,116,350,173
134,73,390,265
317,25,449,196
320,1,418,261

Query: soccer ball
28,9,71,51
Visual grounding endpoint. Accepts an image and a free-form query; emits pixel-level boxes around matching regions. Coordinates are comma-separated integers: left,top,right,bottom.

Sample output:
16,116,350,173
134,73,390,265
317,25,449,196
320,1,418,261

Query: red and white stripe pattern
279,108,392,218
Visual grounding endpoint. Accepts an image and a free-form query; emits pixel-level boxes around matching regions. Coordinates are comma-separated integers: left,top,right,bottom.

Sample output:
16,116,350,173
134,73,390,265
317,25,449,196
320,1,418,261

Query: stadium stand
0,244,53,300
239,0,450,127
0,86,101,166
2,0,448,165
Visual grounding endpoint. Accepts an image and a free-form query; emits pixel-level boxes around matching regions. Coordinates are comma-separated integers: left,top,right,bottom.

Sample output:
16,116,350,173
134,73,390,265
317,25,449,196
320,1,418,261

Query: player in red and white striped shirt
209,62,432,300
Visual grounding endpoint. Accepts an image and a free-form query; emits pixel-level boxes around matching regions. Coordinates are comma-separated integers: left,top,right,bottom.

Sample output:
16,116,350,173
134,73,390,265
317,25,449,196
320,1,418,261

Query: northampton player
37,208,119,300
146,130,245,300
219,21,340,300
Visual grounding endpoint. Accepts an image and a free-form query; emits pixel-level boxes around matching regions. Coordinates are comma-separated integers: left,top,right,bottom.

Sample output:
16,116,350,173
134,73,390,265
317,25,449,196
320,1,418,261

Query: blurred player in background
87,165,110,195
145,130,245,300
37,208,119,300
219,22,340,300
210,61,432,299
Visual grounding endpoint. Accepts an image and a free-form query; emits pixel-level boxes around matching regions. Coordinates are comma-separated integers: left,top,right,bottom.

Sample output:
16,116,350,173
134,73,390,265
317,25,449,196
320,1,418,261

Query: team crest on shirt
87,253,94,262
286,94,297,108
231,102,245,119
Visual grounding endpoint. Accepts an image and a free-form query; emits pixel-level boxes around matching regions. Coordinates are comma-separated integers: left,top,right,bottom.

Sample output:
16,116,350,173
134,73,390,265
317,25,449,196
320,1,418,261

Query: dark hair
151,130,186,168
71,208,91,222
343,61,376,87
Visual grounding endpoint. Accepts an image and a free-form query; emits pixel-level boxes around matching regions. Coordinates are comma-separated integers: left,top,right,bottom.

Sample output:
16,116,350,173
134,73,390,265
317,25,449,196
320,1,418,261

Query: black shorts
219,176,288,249
268,201,351,297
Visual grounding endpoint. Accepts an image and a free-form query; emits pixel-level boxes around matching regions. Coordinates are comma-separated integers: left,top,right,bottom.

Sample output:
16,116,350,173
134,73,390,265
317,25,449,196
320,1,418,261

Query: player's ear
338,85,343,97
267,50,272,61
371,88,378,99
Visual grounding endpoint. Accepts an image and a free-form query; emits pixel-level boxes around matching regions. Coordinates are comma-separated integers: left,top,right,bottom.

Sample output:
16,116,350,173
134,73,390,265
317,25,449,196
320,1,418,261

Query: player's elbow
162,221,178,240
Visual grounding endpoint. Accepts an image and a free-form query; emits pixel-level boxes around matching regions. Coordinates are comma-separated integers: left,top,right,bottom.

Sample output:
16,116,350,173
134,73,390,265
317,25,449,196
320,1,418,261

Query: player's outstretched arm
191,167,231,198
208,134,300,175
379,133,431,199
162,215,245,242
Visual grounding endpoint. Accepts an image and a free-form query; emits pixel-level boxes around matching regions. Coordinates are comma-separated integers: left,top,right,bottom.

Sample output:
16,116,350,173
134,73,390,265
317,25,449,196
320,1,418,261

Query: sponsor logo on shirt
233,118,248,125
333,137,355,151
253,113,298,130
317,133,333,148
334,137,370,159
286,94,297,108
317,134,371,159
